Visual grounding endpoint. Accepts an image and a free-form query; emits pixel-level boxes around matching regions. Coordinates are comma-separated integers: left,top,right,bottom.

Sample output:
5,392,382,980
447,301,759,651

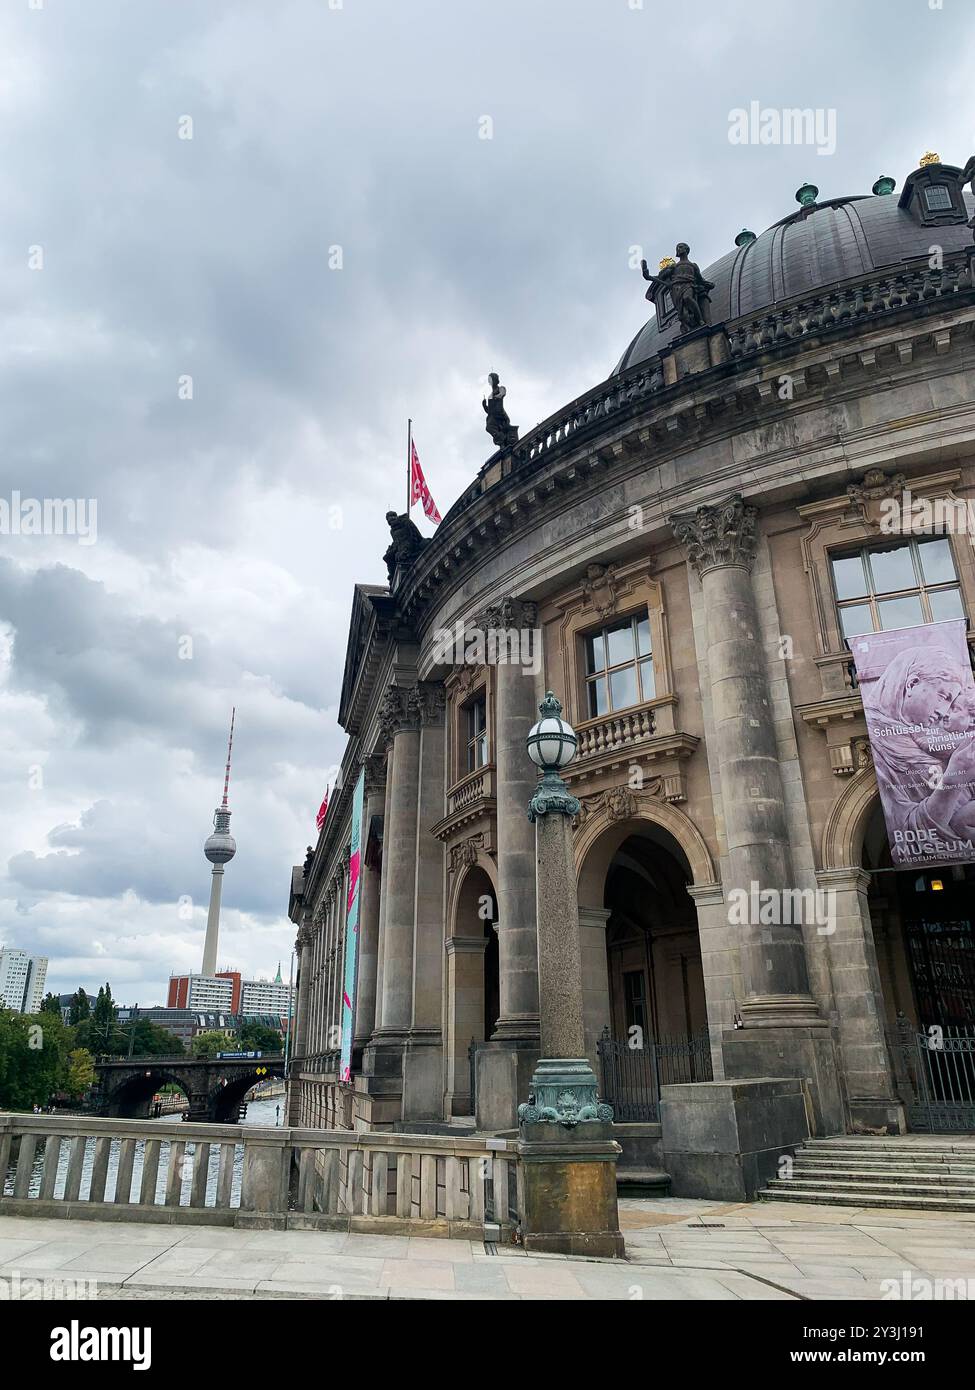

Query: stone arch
446,848,499,936
575,797,718,903
822,766,879,870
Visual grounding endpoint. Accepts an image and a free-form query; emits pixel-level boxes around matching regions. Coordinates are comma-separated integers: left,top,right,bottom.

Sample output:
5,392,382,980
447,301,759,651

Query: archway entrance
446,864,499,1117
578,820,713,1121
864,799,975,1130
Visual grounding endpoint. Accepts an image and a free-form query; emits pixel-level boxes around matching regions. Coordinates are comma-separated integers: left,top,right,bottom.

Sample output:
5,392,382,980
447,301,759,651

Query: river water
3,1095,285,1207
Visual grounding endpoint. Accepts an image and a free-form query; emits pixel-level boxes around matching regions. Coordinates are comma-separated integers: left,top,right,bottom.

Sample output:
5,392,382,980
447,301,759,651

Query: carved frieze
572,774,686,827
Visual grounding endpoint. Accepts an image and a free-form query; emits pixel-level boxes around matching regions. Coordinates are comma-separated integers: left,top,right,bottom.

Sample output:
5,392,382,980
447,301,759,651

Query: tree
80,983,126,1056
238,1021,283,1053
0,1008,72,1111
65,1048,96,1098
68,988,91,1025
190,1030,229,1059
116,1018,184,1058
40,993,62,1017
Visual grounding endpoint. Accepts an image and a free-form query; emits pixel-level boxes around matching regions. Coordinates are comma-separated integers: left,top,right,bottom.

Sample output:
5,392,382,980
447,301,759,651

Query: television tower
201,708,237,976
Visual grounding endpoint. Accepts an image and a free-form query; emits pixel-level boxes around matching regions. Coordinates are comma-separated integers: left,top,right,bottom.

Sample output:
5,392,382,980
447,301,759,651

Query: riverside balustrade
0,1112,520,1241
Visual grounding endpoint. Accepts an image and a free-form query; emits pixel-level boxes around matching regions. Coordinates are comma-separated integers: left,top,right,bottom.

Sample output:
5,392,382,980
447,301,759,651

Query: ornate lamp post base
518,1057,613,1127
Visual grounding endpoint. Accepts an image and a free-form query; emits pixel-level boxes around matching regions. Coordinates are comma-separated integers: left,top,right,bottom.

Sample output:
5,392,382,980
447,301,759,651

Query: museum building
288,155,975,1151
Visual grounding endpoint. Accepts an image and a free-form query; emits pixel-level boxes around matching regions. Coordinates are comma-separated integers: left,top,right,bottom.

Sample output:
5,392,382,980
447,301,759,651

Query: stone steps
759,1136,975,1211
616,1168,671,1198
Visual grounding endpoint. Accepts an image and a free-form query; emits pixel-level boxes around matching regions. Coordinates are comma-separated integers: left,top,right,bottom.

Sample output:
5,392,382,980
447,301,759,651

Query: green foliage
65,1048,96,1098
119,1019,184,1058
0,1009,73,1110
40,993,62,1016
190,1030,230,1059
74,983,127,1056
238,1021,283,1052
68,988,91,1025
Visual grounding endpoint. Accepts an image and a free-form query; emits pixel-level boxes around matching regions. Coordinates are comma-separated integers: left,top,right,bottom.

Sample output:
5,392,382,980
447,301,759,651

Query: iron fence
890,1015,975,1133
597,1027,713,1123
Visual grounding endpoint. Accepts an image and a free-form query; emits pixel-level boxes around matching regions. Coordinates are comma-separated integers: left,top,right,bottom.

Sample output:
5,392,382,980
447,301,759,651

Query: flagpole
406,418,412,516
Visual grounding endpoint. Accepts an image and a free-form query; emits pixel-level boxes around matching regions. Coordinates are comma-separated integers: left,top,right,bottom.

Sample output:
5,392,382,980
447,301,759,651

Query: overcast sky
1,0,972,1005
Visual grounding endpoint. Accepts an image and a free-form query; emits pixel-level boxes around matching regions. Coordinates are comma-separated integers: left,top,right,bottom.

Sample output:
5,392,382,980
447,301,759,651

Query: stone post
288,917,314,1125
670,494,839,1132
517,692,623,1259
403,682,447,1119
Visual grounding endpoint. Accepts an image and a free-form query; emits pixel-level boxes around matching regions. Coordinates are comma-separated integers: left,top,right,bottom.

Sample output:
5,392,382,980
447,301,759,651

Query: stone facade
289,161,975,1157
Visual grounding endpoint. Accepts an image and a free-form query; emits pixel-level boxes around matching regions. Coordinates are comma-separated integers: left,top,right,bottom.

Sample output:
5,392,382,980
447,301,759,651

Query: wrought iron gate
597,1027,713,1122
891,1017,975,1132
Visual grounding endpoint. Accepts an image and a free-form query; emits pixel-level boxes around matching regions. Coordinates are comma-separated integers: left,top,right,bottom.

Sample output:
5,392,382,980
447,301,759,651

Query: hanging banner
850,618,975,867
339,768,366,1083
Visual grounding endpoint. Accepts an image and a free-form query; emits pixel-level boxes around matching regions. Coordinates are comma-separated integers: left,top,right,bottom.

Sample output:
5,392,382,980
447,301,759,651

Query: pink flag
315,789,329,832
410,438,442,524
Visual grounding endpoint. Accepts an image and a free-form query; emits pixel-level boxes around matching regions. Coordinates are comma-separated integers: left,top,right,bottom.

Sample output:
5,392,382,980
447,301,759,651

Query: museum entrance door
586,828,711,1121
865,802,975,1131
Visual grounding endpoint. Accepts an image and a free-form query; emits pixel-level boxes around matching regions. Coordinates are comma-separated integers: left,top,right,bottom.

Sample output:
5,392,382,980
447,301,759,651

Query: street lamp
515,690,622,1257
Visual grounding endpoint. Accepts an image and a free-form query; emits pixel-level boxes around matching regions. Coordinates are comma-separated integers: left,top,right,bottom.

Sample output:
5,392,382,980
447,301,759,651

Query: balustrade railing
0,1112,519,1239
575,705,656,760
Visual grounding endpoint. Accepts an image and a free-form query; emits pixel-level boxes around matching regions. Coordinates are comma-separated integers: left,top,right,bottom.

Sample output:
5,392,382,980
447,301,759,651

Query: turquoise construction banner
339,768,366,1082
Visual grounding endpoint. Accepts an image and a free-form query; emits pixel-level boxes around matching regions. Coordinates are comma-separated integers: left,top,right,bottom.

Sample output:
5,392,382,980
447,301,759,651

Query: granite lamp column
517,691,623,1258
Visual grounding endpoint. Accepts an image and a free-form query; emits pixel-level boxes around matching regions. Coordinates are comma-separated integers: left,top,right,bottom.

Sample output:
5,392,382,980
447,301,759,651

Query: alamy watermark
431,620,541,675
727,881,837,935
0,1271,98,1300
0,491,97,544
728,102,836,157
880,488,975,537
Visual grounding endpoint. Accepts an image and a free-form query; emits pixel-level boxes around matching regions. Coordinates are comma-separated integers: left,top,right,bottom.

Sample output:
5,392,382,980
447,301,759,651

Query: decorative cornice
669,492,758,576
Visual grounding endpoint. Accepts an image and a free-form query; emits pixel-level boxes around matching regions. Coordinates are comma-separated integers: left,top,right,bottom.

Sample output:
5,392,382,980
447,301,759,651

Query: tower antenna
221,706,236,808
201,709,238,977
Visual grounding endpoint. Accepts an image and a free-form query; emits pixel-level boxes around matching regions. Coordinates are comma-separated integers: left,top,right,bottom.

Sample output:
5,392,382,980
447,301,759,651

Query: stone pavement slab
1,1197,973,1300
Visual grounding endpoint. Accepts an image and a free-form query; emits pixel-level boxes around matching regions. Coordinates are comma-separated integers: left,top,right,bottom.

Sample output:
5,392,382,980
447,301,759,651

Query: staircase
760,1136,975,1211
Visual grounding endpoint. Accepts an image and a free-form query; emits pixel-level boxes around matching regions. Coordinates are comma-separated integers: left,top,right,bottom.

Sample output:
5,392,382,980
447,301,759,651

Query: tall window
465,693,488,773
584,612,655,717
831,537,964,639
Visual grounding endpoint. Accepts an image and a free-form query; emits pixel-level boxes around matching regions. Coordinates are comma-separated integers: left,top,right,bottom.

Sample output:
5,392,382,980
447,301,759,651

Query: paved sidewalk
1,1198,973,1299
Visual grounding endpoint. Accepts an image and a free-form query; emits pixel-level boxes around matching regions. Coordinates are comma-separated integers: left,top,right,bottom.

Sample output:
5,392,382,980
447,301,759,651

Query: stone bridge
93,1055,286,1123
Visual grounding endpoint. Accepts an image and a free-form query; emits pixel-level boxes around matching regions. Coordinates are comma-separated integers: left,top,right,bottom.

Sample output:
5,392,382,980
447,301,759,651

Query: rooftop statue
382,509,427,584
640,242,715,333
482,372,519,450
962,154,975,238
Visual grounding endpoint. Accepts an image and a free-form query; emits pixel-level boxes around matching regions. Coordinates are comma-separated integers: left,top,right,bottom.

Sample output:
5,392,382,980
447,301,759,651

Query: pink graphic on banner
850,619,975,867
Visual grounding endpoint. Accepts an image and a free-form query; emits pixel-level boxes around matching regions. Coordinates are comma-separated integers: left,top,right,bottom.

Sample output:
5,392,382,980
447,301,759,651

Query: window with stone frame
464,692,488,773
583,611,655,717
831,536,965,640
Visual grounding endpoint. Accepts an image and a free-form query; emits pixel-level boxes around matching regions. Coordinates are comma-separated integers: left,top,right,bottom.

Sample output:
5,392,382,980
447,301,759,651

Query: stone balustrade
575,704,656,760
0,1112,519,1240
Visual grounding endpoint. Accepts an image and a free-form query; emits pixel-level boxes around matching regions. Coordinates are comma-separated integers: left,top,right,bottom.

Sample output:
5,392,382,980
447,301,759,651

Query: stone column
488,598,541,1039
359,685,420,1128
816,867,905,1133
444,936,489,1116
403,683,447,1120
353,756,386,1046
288,918,314,1125
670,495,839,1132
578,906,611,1073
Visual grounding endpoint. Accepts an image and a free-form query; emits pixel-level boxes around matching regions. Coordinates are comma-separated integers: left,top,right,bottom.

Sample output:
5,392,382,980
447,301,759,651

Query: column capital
378,684,415,745
296,924,315,951
669,493,758,577
477,596,538,631
363,752,387,798
409,680,446,726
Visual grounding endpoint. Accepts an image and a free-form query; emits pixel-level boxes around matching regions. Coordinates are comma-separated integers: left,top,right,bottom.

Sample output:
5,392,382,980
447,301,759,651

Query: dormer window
923,184,953,213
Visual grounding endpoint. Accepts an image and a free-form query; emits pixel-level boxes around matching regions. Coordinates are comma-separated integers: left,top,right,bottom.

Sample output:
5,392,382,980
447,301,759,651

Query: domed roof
615,174,975,374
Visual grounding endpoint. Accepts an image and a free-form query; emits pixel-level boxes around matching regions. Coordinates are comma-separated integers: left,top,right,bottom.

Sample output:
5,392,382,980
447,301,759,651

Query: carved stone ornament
448,835,482,874
382,510,428,585
846,468,908,529
581,563,620,617
478,596,538,632
408,681,447,726
378,685,412,746
669,493,758,576
573,779,664,828
363,752,386,798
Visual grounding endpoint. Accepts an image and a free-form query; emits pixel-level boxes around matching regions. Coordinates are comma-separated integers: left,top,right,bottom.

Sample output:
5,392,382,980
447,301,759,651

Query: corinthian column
670,494,818,1021
353,755,386,1046
374,685,421,1037
485,597,541,1040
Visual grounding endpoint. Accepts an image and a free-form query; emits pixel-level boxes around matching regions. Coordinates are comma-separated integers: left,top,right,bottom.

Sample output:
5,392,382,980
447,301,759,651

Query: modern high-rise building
240,964,294,1016
0,948,49,1014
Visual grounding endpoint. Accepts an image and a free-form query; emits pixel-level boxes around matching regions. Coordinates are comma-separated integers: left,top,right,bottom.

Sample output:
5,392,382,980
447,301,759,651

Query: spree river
3,1095,285,1207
